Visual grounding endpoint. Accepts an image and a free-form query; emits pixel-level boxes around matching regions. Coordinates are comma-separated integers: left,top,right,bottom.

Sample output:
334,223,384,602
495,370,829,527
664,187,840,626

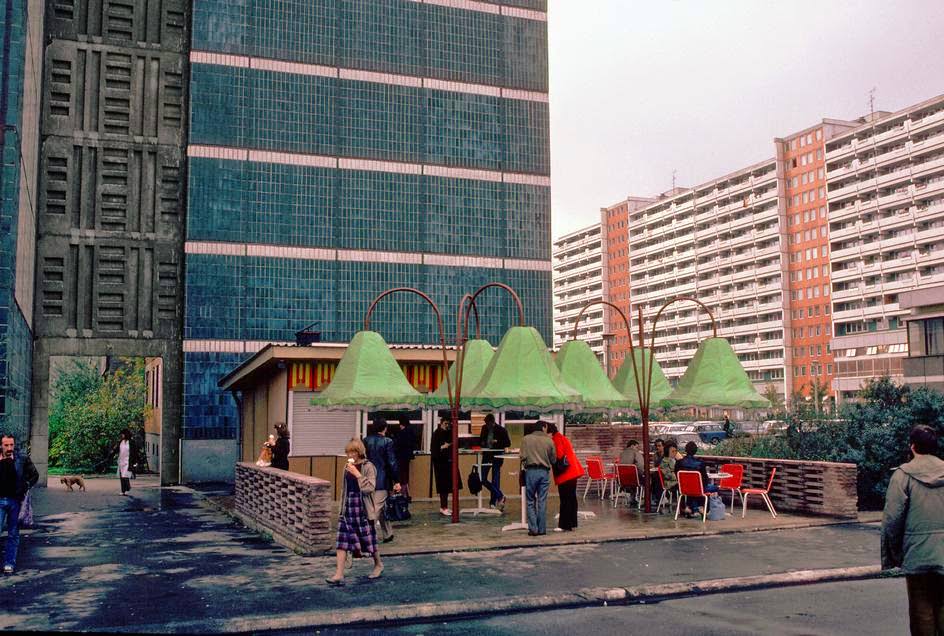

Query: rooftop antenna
671,169,677,191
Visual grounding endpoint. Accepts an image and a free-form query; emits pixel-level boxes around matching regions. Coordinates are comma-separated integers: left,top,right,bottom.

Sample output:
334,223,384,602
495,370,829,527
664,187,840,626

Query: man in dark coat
479,414,511,511
0,433,39,574
393,416,418,500
882,425,944,635
363,417,400,543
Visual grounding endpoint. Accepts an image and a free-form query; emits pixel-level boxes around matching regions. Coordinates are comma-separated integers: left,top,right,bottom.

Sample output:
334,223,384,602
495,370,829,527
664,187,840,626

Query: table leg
461,452,500,516
501,485,528,532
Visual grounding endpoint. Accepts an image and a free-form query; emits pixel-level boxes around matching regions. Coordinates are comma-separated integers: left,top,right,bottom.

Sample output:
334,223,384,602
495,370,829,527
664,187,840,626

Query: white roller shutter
291,392,359,456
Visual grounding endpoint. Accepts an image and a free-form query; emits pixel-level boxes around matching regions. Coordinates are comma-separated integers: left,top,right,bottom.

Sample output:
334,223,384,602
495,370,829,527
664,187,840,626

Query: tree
762,383,785,417
48,358,149,472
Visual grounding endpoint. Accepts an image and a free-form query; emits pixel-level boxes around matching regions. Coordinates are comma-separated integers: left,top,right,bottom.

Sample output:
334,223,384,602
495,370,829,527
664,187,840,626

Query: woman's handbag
552,454,570,477
707,494,726,521
468,468,482,495
385,493,411,521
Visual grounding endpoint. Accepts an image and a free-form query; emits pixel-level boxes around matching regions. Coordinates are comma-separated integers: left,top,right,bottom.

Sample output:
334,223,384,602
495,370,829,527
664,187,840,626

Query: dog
60,476,86,492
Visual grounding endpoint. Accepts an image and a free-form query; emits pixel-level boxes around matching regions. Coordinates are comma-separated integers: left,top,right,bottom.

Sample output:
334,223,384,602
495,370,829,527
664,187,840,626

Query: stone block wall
234,462,333,554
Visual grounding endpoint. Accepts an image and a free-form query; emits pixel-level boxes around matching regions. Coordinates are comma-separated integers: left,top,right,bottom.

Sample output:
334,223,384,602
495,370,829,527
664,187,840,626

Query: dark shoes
383,535,395,543
325,576,345,586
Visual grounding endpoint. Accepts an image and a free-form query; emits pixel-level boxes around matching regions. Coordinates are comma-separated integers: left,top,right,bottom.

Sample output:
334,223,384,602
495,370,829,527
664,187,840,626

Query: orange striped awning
289,361,445,393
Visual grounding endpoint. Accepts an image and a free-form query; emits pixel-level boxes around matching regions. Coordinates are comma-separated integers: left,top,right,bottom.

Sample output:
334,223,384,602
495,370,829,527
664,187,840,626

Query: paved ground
0,475,887,633
313,579,908,636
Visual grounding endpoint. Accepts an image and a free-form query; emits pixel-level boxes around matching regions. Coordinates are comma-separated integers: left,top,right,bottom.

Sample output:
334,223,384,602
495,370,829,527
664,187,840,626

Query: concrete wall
234,463,333,555
31,0,190,485
181,439,238,484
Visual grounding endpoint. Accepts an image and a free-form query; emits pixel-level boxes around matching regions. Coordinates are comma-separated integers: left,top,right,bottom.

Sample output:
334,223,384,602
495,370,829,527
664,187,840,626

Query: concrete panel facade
31,0,189,484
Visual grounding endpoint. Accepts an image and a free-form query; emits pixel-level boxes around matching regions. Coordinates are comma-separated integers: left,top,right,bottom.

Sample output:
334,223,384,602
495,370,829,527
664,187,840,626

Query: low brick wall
566,426,858,518
234,462,333,554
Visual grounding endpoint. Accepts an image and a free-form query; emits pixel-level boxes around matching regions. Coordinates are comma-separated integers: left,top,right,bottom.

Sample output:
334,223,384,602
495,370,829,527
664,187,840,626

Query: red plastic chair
655,467,674,514
612,464,642,509
718,463,744,512
582,457,612,500
741,467,778,518
676,470,708,523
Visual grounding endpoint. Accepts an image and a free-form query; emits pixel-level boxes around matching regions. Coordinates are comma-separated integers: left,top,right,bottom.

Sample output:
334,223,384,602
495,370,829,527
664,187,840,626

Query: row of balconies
826,110,944,160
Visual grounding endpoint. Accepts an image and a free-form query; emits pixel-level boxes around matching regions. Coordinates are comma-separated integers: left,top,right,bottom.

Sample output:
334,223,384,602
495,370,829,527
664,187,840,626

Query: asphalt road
314,578,909,636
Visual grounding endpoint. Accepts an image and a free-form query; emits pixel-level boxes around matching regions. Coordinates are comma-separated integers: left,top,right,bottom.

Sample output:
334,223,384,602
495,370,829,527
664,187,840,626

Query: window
816,129,822,141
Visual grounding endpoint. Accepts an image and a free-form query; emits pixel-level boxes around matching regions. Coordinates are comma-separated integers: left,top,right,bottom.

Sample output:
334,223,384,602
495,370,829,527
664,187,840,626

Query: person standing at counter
520,420,556,536
479,414,510,511
431,417,459,516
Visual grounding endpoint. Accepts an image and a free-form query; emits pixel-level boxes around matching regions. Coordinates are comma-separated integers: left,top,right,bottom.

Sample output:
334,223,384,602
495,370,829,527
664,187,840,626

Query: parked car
674,432,710,451
692,421,728,445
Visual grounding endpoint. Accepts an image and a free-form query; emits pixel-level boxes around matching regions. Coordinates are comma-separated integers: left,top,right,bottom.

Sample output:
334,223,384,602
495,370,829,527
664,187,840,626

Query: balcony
910,109,944,135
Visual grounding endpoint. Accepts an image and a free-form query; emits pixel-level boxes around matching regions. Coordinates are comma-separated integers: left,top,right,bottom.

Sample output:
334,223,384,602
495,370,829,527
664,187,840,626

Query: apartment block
624,162,788,400
776,120,858,403
826,94,944,400
553,224,604,357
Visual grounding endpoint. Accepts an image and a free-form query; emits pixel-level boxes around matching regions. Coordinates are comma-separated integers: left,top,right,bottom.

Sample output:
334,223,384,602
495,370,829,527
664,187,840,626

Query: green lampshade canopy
461,326,582,412
555,340,633,411
612,347,673,409
427,338,494,406
664,337,771,408
308,330,425,411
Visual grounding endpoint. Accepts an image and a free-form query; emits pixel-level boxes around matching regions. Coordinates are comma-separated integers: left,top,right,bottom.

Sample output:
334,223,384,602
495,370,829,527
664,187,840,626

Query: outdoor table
707,471,732,484
495,452,528,532
459,448,502,516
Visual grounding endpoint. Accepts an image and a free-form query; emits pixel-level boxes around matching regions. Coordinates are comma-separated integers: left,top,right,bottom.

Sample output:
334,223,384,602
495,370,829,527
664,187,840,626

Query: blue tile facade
0,0,32,443
186,0,551,440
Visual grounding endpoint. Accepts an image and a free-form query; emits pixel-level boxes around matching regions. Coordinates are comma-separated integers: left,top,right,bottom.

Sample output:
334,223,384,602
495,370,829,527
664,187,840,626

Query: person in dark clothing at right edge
270,422,290,470
479,414,511,511
0,433,39,574
674,441,717,517
882,425,944,636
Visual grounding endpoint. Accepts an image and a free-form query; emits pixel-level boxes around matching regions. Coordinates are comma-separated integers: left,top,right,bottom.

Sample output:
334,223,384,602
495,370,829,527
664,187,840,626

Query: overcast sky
547,0,944,239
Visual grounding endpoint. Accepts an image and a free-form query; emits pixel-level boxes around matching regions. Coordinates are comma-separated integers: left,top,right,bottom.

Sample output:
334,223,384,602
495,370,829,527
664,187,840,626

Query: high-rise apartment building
601,196,654,376
0,0,41,442
184,1,552,473
622,162,788,401
553,224,604,357
826,94,944,401
776,120,858,403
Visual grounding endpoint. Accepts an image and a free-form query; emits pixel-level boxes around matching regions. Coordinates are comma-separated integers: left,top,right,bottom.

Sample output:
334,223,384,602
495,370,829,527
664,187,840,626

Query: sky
547,0,944,239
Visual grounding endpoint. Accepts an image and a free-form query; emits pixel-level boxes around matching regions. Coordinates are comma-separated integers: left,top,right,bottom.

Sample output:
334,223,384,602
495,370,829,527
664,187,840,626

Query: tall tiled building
184,0,552,470
826,94,944,401
0,0,41,443
553,224,604,357
776,120,858,404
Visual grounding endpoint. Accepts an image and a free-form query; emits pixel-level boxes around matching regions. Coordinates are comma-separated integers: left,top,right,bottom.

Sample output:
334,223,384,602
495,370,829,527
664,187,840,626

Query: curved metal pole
633,295,719,513
448,282,525,523
363,286,454,418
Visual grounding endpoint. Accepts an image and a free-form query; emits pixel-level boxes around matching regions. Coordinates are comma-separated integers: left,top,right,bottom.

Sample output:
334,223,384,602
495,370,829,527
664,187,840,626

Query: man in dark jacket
393,416,418,500
675,441,717,517
479,414,511,511
364,418,400,543
0,433,39,574
882,425,944,636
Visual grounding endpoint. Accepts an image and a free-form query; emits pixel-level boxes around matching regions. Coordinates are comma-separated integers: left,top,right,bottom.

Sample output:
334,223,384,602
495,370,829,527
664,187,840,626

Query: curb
128,565,895,634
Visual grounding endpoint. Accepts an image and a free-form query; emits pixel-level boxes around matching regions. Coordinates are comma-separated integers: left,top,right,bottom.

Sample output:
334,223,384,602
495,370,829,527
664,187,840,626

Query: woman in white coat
117,429,133,495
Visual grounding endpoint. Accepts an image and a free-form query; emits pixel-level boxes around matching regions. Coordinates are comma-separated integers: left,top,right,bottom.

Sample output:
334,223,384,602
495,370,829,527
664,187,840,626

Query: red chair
655,467,674,514
717,463,744,512
741,468,778,518
582,457,613,500
676,470,708,523
612,464,642,509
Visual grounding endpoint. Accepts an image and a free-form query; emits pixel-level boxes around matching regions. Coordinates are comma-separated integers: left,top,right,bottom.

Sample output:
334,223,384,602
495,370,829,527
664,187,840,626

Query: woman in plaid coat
326,439,383,585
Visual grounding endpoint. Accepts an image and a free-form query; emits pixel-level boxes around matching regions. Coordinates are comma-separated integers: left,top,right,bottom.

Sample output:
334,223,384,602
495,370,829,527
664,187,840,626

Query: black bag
385,493,411,521
468,468,482,495
552,454,570,477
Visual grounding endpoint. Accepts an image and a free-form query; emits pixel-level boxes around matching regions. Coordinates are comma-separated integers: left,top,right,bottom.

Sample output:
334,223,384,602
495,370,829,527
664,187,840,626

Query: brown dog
61,476,86,492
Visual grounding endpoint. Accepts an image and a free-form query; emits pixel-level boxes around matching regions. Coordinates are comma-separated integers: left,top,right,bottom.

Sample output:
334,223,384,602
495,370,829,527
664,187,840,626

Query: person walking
363,417,400,543
270,422,290,470
431,417,460,516
520,420,556,536
479,414,511,511
117,429,133,496
547,423,583,532
0,433,38,574
882,425,944,636
327,439,383,585
393,416,418,500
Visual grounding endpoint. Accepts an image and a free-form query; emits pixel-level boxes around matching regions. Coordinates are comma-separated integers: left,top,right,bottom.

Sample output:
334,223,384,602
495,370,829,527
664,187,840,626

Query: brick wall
234,463,333,554
566,426,858,518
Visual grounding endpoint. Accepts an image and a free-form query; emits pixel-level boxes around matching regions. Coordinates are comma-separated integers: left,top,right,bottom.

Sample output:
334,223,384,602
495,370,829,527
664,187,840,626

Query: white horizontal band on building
190,51,549,104
187,144,552,187
416,0,547,22
185,241,553,272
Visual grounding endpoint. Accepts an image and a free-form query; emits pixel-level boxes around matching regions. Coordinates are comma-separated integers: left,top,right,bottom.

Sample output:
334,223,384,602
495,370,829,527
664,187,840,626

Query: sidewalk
0,477,886,633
